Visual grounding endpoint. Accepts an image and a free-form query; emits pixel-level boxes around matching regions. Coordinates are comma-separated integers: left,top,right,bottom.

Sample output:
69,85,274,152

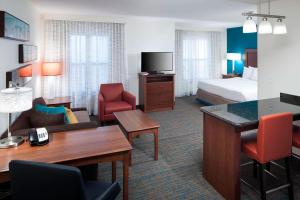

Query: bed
197,49,257,105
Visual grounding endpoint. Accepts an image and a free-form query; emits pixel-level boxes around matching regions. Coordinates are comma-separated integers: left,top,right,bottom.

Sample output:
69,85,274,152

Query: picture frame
0,11,30,41
19,44,37,63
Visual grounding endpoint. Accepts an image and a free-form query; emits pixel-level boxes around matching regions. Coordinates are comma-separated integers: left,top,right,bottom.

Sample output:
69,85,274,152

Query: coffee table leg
128,133,133,166
154,128,158,160
123,151,130,200
112,161,116,182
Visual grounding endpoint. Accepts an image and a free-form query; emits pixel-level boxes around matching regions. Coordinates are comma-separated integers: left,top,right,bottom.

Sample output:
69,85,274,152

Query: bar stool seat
241,112,294,200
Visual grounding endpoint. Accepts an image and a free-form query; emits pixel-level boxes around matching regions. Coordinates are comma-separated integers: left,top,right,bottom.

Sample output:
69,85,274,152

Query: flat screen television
141,52,173,73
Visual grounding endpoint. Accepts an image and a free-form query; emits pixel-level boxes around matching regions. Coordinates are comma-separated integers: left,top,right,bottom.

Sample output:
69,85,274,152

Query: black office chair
9,160,121,200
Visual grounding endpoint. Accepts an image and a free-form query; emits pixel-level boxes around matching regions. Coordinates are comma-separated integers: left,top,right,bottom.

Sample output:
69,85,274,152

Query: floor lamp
42,62,62,99
0,87,32,148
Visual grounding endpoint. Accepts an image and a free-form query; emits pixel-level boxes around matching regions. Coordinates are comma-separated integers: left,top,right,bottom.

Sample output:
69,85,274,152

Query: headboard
245,49,257,68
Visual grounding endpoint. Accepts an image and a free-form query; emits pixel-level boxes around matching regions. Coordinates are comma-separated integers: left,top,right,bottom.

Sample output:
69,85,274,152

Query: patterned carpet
1,96,299,200
98,96,300,200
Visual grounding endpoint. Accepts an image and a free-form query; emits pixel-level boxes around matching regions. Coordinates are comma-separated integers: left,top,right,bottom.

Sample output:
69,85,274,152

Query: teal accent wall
227,27,257,74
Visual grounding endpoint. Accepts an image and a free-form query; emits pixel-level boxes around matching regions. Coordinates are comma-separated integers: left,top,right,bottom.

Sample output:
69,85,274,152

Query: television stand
139,73,175,112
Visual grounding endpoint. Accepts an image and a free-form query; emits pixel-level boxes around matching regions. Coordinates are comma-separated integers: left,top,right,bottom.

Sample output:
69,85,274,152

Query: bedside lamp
227,53,241,74
0,87,32,148
42,62,62,99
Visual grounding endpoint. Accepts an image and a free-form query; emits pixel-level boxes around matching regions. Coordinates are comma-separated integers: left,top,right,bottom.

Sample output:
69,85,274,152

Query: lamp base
0,136,24,149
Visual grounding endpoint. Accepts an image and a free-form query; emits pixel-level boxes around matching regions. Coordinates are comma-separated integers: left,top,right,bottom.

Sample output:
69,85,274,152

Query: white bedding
198,77,257,102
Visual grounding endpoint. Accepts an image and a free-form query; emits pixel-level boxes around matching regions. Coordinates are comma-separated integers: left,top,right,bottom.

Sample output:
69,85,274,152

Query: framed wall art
0,11,30,41
19,44,37,63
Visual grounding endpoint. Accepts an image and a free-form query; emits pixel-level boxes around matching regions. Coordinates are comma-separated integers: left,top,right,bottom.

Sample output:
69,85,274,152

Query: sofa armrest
98,93,105,122
9,122,98,138
71,107,87,112
123,91,136,110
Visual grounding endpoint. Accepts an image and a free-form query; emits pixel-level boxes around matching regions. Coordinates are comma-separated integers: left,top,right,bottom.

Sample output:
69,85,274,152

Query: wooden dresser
139,73,175,112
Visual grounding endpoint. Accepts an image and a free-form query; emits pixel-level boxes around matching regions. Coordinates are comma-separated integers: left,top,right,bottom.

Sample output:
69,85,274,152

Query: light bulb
273,19,287,35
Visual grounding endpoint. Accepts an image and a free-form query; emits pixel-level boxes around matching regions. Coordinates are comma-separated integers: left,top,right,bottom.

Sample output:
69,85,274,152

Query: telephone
28,128,49,146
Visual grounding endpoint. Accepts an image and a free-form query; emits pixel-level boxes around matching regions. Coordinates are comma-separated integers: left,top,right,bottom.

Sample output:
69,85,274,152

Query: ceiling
31,0,261,27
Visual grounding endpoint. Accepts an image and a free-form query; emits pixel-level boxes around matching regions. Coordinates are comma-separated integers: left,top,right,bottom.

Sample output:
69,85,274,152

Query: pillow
30,111,65,128
35,104,70,124
249,67,257,81
242,67,253,79
65,108,79,124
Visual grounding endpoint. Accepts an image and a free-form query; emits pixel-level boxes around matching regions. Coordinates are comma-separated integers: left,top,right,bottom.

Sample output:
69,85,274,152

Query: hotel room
0,0,299,199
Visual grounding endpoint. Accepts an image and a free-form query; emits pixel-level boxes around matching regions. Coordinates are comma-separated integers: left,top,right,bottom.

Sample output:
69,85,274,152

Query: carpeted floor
97,96,300,200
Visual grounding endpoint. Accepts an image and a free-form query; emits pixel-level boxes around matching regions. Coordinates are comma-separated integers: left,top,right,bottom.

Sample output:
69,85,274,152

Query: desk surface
0,126,132,173
200,95,300,130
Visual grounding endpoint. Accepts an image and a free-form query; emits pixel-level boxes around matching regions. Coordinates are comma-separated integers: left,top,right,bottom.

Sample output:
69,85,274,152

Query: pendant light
243,16,257,33
258,17,272,34
273,19,287,34
242,0,287,35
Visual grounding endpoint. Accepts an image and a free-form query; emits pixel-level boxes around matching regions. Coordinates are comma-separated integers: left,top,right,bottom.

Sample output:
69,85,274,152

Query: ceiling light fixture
242,0,287,35
258,17,272,34
243,16,257,33
273,18,287,35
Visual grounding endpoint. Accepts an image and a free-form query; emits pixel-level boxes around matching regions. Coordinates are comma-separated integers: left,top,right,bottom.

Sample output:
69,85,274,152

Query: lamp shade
19,65,32,77
227,53,241,61
42,62,62,76
273,19,287,35
0,87,32,113
258,18,272,34
243,16,257,33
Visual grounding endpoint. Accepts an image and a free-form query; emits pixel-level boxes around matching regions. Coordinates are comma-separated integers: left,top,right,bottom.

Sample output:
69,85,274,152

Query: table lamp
42,62,62,99
227,53,241,74
0,87,32,148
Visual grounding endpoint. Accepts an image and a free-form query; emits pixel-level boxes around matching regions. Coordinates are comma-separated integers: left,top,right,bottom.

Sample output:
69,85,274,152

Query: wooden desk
200,96,300,200
114,110,160,165
0,126,132,200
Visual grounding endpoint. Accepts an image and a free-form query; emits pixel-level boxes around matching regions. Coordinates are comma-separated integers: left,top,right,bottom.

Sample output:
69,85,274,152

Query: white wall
126,18,175,102
0,0,42,136
258,0,300,99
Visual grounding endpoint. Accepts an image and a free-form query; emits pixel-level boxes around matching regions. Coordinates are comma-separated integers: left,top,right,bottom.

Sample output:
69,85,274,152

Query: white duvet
198,77,257,102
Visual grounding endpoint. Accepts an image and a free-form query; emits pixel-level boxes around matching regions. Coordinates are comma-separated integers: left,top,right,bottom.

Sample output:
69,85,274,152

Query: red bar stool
241,113,294,200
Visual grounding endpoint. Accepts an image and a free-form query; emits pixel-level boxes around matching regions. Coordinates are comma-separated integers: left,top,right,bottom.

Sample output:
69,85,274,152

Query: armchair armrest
98,93,105,122
123,91,136,110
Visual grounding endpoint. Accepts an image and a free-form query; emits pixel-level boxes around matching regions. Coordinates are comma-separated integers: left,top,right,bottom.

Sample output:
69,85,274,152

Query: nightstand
222,74,242,79
45,96,71,109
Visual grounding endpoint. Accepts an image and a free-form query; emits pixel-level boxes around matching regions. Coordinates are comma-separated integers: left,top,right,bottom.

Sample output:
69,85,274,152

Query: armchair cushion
100,83,124,102
105,101,132,115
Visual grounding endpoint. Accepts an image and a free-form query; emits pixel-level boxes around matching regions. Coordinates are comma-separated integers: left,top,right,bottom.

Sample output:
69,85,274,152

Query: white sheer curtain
175,30,222,97
43,20,127,114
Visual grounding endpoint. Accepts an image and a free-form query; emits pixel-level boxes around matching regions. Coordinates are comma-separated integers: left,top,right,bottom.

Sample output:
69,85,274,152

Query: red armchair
98,83,136,123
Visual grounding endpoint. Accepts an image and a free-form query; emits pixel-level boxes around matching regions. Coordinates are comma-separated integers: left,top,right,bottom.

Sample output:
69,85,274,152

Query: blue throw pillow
35,104,70,124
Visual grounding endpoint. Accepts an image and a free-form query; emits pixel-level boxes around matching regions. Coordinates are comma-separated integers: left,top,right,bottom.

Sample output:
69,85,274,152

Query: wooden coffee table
114,110,160,165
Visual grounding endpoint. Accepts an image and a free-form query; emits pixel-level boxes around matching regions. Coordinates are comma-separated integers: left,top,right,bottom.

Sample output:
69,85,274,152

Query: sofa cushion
73,110,90,123
105,101,132,115
65,108,79,124
100,83,124,102
30,111,65,128
35,104,70,124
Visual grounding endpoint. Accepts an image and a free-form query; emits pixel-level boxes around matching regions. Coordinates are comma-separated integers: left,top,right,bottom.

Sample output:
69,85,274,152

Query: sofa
0,97,98,138
1,97,99,180
98,83,136,124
